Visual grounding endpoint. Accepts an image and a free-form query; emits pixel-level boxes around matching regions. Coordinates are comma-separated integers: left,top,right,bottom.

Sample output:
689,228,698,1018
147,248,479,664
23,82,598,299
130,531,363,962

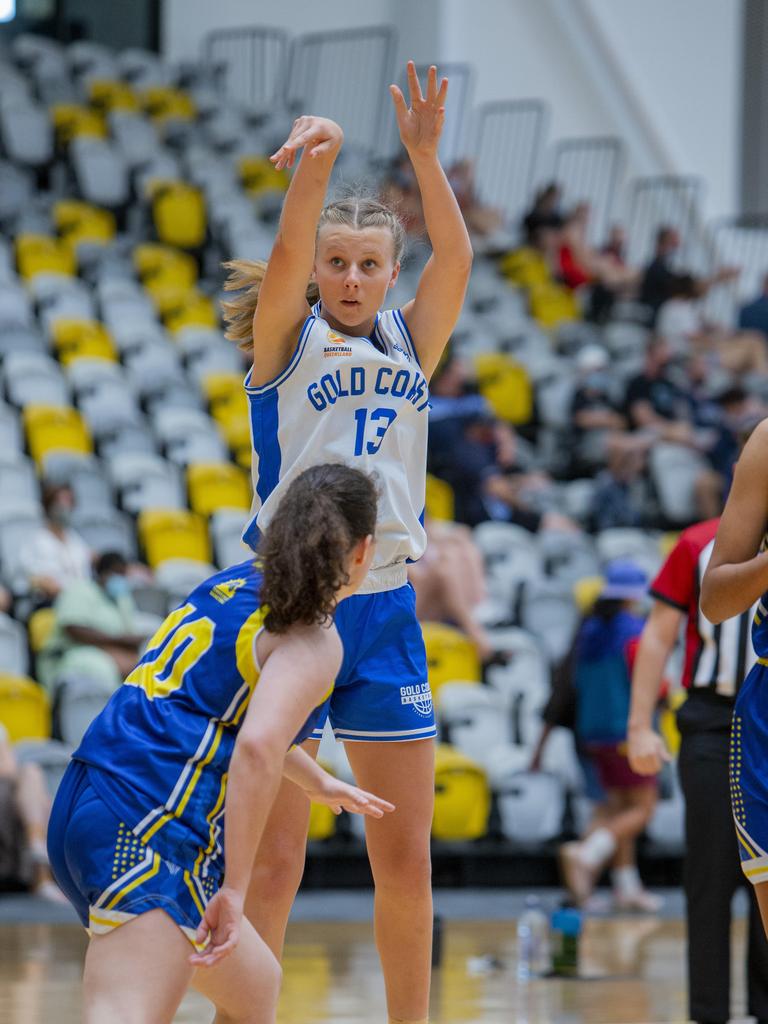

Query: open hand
390,62,448,159
309,776,395,818
188,886,243,969
270,115,343,170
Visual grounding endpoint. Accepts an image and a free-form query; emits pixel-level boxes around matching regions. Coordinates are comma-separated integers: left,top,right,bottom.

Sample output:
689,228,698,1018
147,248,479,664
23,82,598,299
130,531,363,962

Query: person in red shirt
629,518,768,1024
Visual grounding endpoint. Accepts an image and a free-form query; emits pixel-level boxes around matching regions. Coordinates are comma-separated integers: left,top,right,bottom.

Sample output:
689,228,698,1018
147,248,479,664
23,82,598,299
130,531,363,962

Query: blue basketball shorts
310,580,436,743
47,760,218,946
731,664,768,885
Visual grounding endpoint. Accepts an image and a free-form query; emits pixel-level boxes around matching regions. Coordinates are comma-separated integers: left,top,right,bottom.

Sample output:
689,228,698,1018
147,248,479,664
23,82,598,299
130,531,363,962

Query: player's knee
225,954,282,1024
374,843,432,893
249,843,305,899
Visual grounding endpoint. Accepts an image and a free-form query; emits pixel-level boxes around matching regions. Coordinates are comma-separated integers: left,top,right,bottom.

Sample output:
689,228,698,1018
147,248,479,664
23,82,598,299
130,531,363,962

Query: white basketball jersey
242,305,429,582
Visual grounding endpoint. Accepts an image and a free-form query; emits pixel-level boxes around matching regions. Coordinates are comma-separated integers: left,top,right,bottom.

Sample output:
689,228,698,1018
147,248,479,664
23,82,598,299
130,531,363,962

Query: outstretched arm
392,63,473,380
701,418,768,623
249,116,344,388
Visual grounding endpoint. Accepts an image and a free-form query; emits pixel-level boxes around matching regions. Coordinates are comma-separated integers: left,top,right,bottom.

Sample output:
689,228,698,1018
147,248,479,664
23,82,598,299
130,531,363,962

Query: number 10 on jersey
354,407,397,456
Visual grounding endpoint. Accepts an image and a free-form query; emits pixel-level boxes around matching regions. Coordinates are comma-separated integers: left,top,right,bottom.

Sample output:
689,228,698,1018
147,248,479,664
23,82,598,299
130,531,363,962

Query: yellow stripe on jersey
184,870,207,919
105,852,161,910
195,772,228,874
738,829,760,860
234,606,267,692
174,723,225,818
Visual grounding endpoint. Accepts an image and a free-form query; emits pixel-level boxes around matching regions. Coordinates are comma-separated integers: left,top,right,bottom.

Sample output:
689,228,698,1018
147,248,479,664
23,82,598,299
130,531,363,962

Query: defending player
221,63,472,1023
701,418,768,939
46,464,394,1024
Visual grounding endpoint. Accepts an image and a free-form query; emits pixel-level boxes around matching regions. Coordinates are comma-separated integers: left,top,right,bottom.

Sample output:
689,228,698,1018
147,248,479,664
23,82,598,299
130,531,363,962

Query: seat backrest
0,674,50,742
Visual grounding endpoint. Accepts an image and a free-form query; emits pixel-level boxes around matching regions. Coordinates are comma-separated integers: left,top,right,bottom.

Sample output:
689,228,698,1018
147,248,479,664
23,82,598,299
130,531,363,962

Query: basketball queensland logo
400,681,433,718
324,328,352,358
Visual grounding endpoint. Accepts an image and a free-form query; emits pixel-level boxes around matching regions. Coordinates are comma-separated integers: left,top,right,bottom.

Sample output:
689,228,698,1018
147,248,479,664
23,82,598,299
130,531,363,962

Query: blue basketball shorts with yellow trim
730,664,768,885
311,582,436,743
47,760,218,946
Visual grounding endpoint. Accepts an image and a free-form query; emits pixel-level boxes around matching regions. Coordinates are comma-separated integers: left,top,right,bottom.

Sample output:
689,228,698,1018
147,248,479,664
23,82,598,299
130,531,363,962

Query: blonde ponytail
221,259,319,352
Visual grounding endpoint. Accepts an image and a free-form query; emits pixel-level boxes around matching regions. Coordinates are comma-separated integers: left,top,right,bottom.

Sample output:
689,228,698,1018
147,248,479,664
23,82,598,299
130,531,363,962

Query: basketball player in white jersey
221,63,472,1024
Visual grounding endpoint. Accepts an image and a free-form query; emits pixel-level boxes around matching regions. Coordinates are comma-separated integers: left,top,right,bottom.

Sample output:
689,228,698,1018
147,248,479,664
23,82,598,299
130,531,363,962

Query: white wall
162,0,743,218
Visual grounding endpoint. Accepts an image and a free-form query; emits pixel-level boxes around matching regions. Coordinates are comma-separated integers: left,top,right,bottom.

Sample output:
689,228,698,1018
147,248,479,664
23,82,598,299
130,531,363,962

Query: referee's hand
627,726,671,776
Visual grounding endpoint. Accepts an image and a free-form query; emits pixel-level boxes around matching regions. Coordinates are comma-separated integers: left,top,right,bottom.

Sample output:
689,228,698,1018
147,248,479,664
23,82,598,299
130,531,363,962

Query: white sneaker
613,888,663,914
559,841,595,905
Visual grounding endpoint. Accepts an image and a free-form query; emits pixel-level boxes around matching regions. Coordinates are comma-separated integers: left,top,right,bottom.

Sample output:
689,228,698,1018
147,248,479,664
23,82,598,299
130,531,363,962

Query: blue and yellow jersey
73,559,331,879
752,537,768,659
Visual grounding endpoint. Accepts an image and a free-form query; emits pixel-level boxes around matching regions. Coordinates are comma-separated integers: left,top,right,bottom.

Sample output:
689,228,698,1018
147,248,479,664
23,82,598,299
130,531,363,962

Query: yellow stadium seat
15,234,76,279
307,760,337,841
54,200,116,249
134,243,197,288
151,181,206,250
50,103,107,143
49,319,117,366
473,353,533,425
88,79,140,113
433,744,491,841
187,463,251,517
528,281,580,330
141,87,196,123
164,292,217,334
425,473,455,521
23,404,92,466
217,416,253,471
573,575,604,614
499,247,550,289
0,675,51,742
660,531,681,558
422,622,481,703
138,508,211,568
203,373,246,417
238,155,289,196
28,608,56,654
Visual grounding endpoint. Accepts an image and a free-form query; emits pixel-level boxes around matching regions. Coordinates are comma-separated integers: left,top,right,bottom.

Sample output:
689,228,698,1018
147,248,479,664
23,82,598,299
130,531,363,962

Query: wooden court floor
0,914,754,1024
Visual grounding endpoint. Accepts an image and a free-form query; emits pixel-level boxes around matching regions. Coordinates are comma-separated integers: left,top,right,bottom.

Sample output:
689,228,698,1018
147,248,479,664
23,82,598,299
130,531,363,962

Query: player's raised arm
223,116,344,389
393,62,473,379
701,418,768,623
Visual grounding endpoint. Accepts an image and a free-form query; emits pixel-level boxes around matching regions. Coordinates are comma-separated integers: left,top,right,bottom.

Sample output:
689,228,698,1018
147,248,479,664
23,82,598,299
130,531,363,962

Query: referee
628,517,768,1024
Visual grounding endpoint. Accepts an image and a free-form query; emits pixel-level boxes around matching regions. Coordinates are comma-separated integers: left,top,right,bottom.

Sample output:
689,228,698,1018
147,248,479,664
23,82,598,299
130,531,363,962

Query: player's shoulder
191,559,263,617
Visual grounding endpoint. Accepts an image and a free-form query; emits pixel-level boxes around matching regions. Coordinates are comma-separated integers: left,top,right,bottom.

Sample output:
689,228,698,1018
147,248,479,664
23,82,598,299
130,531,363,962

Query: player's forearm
628,627,672,731
701,556,768,624
282,745,329,793
409,152,472,270
221,739,284,897
276,148,339,256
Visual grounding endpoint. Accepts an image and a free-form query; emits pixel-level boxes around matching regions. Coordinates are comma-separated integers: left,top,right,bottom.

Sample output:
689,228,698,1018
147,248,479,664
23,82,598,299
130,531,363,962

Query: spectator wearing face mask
37,552,144,693
18,484,92,607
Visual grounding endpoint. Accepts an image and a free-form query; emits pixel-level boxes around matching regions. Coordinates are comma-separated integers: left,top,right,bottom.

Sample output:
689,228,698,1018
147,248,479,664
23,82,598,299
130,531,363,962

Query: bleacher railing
552,135,624,246
627,175,705,272
286,26,397,157
705,214,768,326
203,26,289,117
472,99,547,231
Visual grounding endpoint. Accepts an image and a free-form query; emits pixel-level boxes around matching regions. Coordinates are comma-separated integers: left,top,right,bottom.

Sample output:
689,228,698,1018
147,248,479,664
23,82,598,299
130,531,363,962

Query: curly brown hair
258,463,377,633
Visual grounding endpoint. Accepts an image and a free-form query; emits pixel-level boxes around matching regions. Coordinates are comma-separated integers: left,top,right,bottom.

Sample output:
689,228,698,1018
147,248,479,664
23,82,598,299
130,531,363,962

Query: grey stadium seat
0,612,29,675
70,137,130,209
0,101,54,169
70,508,137,561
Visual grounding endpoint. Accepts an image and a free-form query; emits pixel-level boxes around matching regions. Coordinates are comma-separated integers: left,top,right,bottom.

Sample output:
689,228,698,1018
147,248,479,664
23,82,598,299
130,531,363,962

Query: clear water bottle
516,895,550,980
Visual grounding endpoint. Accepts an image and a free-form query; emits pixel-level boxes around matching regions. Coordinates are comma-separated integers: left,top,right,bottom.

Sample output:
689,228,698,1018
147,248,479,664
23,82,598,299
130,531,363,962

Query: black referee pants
678,727,768,1023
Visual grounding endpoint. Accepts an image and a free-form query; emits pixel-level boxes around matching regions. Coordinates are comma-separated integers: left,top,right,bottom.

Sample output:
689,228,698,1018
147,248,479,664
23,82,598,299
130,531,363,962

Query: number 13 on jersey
354,407,397,456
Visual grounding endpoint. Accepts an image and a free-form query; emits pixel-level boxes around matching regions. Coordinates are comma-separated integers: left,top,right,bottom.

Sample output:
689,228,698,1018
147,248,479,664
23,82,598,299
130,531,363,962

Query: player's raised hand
189,886,243,968
390,61,448,159
310,775,395,818
269,115,344,170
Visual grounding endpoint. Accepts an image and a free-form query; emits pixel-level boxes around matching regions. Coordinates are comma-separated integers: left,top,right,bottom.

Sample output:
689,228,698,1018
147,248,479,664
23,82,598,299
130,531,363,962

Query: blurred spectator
590,445,648,532
739,272,768,341
447,159,503,239
548,562,661,912
380,153,425,237
639,226,737,326
657,275,768,375
428,354,576,531
522,182,564,244
558,204,639,295
0,584,12,615
38,552,143,693
0,722,63,900
588,224,634,323
18,483,92,607
408,519,492,660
